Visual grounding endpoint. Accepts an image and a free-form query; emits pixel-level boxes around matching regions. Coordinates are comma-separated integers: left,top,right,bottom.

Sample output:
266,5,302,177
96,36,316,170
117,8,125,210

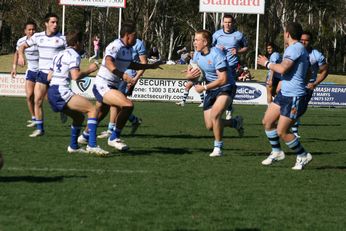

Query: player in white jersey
97,38,147,139
78,22,161,151
47,31,108,156
291,31,329,137
258,22,312,170
11,21,39,128
17,13,67,137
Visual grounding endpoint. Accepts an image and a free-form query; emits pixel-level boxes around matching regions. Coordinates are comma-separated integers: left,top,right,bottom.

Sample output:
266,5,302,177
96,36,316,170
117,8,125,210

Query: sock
182,90,189,103
82,131,89,140
214,140,224,149
107,122,115,132
199,93,205,103
292,121,299,134
265,130,282,152
110,127,122,141
87,118,97,147
286,137,307,157
70,126,81,149
36,120,44,131
31,116,36,122
128,114,138,124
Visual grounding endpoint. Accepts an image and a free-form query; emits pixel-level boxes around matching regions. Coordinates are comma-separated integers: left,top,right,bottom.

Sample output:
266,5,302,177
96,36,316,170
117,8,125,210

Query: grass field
0,97,345,230
1,54,346,84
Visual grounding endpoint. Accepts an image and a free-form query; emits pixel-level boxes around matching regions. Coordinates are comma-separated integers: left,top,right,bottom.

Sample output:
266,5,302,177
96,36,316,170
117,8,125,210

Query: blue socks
265,130,281,152
70,126,81,149
87,118,97,147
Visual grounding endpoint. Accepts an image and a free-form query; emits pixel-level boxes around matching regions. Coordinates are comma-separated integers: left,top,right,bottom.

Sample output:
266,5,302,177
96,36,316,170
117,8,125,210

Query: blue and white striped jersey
16,36,39,72
281,42,309,97
95,39,133,87
212,29,248,67
26,31,67,73
49,47,80,87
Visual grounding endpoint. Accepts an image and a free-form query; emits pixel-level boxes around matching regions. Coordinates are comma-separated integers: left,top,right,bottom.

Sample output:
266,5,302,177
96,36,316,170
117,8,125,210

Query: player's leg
206,94,230,157
30,82,48,137
103,89,133,151
261,100,285,165
25,78,36,127
98,106,116,139
176,81,193,106
67,95,108,156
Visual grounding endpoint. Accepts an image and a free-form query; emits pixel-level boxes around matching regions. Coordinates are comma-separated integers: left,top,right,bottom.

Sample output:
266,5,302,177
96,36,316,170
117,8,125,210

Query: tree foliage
1,0,345,72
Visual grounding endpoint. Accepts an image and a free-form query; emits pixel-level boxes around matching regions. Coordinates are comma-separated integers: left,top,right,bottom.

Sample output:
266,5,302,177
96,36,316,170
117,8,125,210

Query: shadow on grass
304,138,346,143
172,229,261,231
241,151,334,156
122,133,258,140
314,166,346,171
0,175,87,183
125,147,193,156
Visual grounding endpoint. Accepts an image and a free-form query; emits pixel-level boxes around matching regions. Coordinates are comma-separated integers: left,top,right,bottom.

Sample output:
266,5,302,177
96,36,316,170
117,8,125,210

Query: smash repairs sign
200,0,265,14
309,84,346,107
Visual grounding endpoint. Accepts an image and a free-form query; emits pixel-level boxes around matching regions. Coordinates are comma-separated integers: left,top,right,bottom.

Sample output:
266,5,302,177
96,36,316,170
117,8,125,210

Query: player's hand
17,56,25,67
307,82,316,90
194,84,204,93
123,73,135,85
230,48,237,55
10,69,17,78
186,67,201,80
88,62,99,73
257,55,269,67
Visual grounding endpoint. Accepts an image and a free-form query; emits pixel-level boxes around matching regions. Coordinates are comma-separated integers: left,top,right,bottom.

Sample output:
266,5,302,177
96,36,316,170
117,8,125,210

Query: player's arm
237,46,248,54
128,60,162,71
133,55,148,81
308,63,329,90
104,56,133,84
194,68,227,93
10,51,18,78
17,42,29,67
70,63,98,80
257,55,294,75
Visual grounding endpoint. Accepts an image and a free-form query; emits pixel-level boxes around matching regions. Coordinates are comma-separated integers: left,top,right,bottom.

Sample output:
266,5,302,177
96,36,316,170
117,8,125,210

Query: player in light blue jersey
78,22,162,151
98,38,147,139
187,30,243,157
11,21,39,128
265,42,282,104
258,22,312,170
212,14,248,120
47,31,108,156
18,13,67,137
291,31,329,137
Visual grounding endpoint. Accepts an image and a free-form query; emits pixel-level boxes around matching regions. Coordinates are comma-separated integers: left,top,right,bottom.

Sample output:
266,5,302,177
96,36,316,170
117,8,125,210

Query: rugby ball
189,61,205,83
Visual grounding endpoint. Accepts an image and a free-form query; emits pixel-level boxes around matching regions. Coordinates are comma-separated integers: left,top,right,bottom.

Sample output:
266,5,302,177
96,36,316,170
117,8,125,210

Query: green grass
0,97,345,230
1,53,346,83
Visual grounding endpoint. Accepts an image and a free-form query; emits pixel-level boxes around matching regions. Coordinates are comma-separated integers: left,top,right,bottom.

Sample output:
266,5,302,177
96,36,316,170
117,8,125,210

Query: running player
11,21,39,128
78,22,162,151
212,14,248,121
265,42,282,104
17,13,67,137
257,22,312,170
189,30,243,157
47,31,108,156
291,31,329,137
97,38,147,139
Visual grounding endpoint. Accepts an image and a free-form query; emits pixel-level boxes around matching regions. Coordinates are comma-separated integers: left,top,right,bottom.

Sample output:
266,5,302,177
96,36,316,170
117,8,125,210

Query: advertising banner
2,73,346,107
199,0,265,14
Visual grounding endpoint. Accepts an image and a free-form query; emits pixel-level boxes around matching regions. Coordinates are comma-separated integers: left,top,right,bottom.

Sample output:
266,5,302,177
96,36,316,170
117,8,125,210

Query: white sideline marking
5,167,149,174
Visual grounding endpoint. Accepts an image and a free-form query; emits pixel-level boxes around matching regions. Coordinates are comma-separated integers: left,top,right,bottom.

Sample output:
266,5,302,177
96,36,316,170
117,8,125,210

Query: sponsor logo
76,77,91,92
235,86,262,100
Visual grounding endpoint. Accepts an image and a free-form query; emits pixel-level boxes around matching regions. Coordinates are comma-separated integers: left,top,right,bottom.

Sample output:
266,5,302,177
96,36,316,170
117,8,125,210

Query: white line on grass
5,167,149,174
